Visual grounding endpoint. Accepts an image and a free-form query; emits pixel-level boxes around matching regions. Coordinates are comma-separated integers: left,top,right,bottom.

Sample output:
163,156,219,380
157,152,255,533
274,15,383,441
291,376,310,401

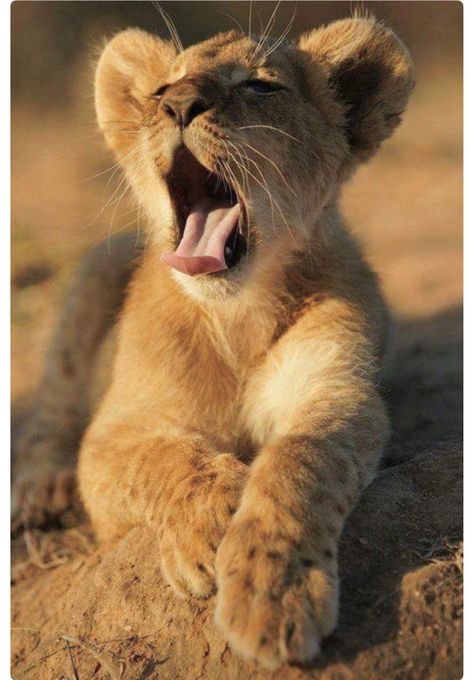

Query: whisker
80,159,130,184
226,141,278,225
107,183,132,249
77,205,139,232
237,125,301,143
86,204,139,250
218,10,246,36
221,154,251,259
261,1,280,46
239,140,296,196
66,129,139,144
230,140,297,245
253,0,281,59
104,146,154,251
135,203,143,247
70,119,140,128
153,1,184,53
84,169,129,230
223,141,251,199
82,129,159,229
260,2,297,60
100,203,140,251
219,152,242,200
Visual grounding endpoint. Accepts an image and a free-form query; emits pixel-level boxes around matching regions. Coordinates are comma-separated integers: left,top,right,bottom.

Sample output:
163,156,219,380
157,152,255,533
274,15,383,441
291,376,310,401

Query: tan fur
17,16,414,669
12,234,141,526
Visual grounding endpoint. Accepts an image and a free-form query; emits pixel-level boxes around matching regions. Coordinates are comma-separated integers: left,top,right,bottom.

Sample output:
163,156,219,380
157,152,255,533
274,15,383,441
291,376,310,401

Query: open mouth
161,147,247,277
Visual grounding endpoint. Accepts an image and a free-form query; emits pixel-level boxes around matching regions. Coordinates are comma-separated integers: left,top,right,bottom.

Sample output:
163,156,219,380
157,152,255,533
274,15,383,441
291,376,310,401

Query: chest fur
113,287,283,454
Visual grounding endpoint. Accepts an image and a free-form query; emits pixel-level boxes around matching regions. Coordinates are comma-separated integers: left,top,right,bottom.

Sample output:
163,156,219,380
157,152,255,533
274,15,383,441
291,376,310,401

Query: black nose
162,97,209,127
161,79,213,128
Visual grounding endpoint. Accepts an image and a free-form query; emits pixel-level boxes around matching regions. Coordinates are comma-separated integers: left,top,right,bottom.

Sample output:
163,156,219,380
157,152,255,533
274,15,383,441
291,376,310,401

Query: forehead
170,30,293,81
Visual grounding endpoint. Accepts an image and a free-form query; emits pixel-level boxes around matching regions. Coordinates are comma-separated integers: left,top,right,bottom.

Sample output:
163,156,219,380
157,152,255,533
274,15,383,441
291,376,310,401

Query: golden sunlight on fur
14,14,414,670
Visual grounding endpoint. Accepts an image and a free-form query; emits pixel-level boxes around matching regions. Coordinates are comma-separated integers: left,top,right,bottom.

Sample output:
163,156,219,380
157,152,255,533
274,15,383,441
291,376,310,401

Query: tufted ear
298,16,415,163
95,29,177,157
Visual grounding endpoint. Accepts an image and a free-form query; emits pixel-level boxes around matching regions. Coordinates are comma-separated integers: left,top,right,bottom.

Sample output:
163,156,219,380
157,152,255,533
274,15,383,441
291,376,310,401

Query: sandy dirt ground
11,11,462,679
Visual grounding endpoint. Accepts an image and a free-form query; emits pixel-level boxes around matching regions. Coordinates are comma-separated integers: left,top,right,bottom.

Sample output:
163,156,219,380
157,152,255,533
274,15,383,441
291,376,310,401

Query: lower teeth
225,246,233,258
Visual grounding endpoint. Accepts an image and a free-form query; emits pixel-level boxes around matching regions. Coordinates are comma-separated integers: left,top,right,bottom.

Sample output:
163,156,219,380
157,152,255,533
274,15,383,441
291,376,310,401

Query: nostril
162,101,177,120
187,100,208,123
162,93,211,128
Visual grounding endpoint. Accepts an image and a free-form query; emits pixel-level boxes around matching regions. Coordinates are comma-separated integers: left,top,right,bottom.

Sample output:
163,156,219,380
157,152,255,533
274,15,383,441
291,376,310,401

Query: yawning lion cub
15,15,414,670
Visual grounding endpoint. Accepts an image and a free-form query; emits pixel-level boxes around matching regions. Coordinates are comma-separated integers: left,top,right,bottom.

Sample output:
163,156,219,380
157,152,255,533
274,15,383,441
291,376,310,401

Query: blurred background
11,1,462,432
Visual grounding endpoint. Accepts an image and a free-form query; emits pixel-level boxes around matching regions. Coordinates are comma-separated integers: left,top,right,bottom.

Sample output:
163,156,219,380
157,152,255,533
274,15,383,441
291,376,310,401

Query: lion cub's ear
298,16,415,163
95,29,177,156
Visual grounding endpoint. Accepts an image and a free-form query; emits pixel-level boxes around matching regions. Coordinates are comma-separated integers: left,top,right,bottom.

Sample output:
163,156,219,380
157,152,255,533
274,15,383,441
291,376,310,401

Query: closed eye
242,79,285,95
153,84,169,98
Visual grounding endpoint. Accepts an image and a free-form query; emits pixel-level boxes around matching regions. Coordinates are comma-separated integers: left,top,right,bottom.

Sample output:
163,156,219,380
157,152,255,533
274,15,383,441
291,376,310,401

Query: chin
171,257,257,303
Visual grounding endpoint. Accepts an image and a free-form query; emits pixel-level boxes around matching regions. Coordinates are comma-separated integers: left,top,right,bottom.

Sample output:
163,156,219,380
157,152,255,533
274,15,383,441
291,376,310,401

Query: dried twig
18,632,155,677
61,636,126,680
65,639,80,680
24,530,69,570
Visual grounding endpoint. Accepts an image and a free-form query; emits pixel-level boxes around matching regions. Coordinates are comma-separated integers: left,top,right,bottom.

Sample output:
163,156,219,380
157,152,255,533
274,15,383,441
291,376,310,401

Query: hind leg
12,233,142,528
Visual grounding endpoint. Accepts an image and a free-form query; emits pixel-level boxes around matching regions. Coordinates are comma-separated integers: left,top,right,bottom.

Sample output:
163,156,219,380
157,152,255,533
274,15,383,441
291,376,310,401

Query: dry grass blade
411,538,463,574
65,639,80,680
17,634,155,677
13,527,95,582
68,528,95,554
23,530,69,570
61,636,126,680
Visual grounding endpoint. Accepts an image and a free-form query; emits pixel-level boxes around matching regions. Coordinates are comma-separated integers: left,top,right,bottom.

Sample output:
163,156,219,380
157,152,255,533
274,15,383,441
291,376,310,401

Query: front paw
215,513,339,670
12,466,77,532
159,454,248,599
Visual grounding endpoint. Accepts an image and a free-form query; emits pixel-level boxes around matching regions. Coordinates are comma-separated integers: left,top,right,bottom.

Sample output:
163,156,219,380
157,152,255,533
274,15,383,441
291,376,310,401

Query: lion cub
16,16,414,670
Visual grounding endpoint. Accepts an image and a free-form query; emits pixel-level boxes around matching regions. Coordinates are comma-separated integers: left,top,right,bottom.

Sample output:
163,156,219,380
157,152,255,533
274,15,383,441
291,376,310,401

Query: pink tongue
161,201,240,276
